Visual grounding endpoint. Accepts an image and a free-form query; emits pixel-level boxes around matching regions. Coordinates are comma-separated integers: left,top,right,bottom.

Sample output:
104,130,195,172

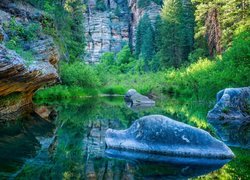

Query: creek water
0,97,249,179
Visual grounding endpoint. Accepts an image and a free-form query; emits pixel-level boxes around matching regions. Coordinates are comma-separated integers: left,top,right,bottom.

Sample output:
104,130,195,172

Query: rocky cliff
0,1,59,117
84,0,162,63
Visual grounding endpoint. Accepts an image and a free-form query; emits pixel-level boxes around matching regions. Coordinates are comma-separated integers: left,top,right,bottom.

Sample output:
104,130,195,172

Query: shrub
100,86,126,95
165,30,250,100
34,85,98,100
60,62,100,88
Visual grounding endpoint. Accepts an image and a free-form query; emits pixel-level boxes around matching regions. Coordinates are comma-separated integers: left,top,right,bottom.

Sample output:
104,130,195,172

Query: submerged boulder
208,87,250,120
105,115,234,159
124,89,155,106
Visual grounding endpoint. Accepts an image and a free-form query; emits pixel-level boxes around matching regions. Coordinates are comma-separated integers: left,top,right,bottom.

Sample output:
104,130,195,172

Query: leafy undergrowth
34,85,98,100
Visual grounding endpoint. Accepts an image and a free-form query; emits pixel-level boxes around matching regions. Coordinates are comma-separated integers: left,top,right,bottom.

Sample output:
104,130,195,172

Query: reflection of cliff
0,110,55,178
84,0,162,63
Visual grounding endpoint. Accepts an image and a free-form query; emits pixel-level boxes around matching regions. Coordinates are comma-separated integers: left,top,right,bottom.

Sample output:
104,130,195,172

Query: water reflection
209,118,250,149
0,112,55,178
0,97,249,179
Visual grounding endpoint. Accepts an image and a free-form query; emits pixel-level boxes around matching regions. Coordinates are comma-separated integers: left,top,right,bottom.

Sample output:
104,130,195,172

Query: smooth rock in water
208,87,250,120
124,89,155,106
105,115,234,159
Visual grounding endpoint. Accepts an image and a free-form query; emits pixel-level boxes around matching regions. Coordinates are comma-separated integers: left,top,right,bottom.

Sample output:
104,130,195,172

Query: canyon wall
0,0,59,118
84,0,162,63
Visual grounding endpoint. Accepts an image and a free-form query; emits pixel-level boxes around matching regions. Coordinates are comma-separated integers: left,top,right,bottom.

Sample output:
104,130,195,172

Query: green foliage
96,0,107,11
100,86,126,95
116,45,137,73
138,0,151,8
5,18,42,41
136,14,159,71
104,72,167,96
5,42,35,65
159,0,194,68
100,52,115,65
34,85,98,100
28,0,86,62
3,18,38,65
60,62,100,88
165,30,250,100
188,48,207,62
0,92,22,106
193,0,250,52
138,0,163,8
114,7,122,17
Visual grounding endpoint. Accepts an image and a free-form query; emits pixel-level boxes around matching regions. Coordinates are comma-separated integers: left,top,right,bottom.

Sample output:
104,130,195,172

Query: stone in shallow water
105,115,234,159
208,87,250,120
124,89,155,106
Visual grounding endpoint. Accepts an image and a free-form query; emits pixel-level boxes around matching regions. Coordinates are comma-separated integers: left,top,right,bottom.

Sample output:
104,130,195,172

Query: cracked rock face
105,115,235,159
84,0,161,63
0,44,59,115
0,1,59,116
207,87,250,120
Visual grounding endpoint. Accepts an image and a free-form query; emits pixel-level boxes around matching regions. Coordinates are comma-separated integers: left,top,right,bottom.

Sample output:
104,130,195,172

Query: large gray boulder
105,115,234,159
124,89,155,106
208,87,250,120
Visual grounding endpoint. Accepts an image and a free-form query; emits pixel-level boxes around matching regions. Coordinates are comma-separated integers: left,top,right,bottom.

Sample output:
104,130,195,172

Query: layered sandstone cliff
84,0,162,63
0,1,59,117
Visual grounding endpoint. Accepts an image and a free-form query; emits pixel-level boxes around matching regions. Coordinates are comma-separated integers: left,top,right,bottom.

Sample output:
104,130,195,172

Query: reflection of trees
0,112,55,178
3,97,248,179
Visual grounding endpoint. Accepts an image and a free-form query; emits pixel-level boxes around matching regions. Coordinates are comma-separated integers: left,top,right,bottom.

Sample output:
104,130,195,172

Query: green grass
34,85,98,100
99,85,127,95
0,92,22,107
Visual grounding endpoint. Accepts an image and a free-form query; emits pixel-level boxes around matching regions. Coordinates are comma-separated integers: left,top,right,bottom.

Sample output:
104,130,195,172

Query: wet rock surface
124,89,155,106
208,87,250,120
105,115,235,159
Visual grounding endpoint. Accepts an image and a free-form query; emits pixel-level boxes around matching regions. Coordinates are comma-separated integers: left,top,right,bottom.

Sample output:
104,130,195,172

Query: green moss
0,92,22,106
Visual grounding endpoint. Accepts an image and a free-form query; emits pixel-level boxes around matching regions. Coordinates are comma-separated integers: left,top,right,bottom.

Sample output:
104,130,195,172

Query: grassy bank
35,30,249,101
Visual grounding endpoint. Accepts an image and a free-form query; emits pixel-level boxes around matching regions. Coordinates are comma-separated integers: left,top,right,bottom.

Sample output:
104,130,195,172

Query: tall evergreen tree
205,7,222,56
135,14,156,71
160,0,184,68
159,0,195,68
193,0,250,54
141,25,155,71
182,0,195,60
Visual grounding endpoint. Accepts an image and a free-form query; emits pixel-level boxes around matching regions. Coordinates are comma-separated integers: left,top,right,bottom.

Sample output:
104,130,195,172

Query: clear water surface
0,97,249,179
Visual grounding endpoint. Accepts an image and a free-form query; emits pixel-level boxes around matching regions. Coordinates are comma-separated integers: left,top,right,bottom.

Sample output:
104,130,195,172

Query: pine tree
135,14,157,71
193,0,250,55
182,0,195,60
159,0,195,68
205,7,222,56
160,0,184,68
141,25,155,71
